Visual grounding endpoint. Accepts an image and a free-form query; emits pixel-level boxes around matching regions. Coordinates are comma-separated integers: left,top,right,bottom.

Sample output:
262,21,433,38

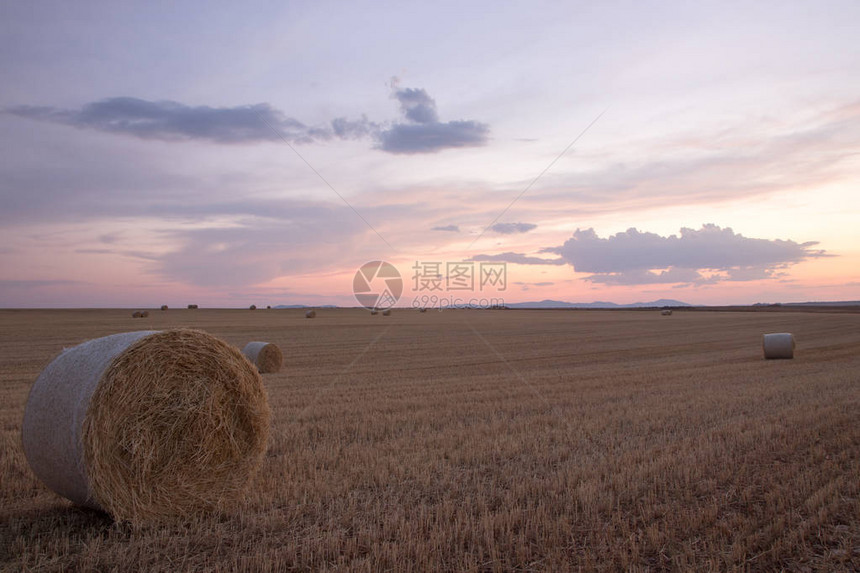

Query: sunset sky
2,1,859,308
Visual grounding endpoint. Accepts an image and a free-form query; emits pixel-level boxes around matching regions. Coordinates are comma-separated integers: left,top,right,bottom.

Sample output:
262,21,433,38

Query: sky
1,1,859,308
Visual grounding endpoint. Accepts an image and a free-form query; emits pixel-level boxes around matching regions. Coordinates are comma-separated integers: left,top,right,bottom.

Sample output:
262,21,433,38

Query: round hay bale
132,311,142,318
661,309,673,316
187,304,198,309
382,309,391,316
249,305,257,310
370,309,378,315
763,332,795,359
419,308,427,313
160,305,168,311
242,341,283,374
305,310,316,318
140,311,149,318
22,329,270,523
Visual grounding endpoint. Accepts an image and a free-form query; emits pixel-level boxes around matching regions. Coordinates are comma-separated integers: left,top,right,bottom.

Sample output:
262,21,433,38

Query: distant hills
775,301,860,307
505,299,691,309
273,304,339,309
275,299,690,309
271,299,860,309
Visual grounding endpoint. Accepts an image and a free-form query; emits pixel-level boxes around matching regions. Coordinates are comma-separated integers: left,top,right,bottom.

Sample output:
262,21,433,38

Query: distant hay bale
370,309,378,315
249,305,257,310
305,310,316,318
382,309,391,316
187,304,198,309
763,333,795,359
160,305,168,311
266,305,271,310
132,311,142,318
661,309,673,316
242,341,283,374
22,329,270,523
419,308,427,313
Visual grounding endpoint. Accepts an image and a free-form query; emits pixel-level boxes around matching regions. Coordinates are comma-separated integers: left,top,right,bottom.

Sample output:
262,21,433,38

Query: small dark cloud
468,252,565,265
513,281,554,287
393,88,439,124
541,224,828,286
7,98,309,144
431,224,460,232
376,82,490,154
330,115,379,139
377,120,489,154
490,222,537,234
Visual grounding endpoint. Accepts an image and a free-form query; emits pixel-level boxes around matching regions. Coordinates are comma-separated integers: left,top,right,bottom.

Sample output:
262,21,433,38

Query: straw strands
22,329,270,523
242,341,283,374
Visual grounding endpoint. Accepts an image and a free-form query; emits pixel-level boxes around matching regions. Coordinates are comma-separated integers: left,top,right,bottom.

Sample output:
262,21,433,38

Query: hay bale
763,332,795,359
132,311,142,318
22,329,270,523
419,308,427,313
661,309,673,316
187,304,198,309
242,341,283,374
305,310,316,318
266,305,271,310
249,305,257,310
382,309,391,316
160,305,168,311
140,311,149,318
370,309,378,315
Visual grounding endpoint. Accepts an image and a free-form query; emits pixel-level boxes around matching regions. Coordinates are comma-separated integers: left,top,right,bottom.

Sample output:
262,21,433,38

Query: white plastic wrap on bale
242,341,283,373
763,332,795,359
22,331,158,510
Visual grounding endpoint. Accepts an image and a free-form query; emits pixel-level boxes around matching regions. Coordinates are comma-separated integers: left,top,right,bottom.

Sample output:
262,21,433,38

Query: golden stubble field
1,308,858,572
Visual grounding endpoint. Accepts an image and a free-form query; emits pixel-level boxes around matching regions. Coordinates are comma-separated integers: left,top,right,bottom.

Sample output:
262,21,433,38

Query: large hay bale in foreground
305,310,316,318
242,341,283,374
22,329,270,523
763,332,795,359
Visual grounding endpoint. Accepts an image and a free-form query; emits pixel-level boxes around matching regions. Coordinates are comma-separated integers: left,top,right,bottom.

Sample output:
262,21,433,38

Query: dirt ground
1,308,858,571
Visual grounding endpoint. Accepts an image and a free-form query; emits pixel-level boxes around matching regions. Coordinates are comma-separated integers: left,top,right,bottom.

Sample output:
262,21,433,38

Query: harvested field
1,308,859,571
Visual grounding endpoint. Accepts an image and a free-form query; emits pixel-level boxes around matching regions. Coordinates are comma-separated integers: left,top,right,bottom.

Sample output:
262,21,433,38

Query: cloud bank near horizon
543,224,828,285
